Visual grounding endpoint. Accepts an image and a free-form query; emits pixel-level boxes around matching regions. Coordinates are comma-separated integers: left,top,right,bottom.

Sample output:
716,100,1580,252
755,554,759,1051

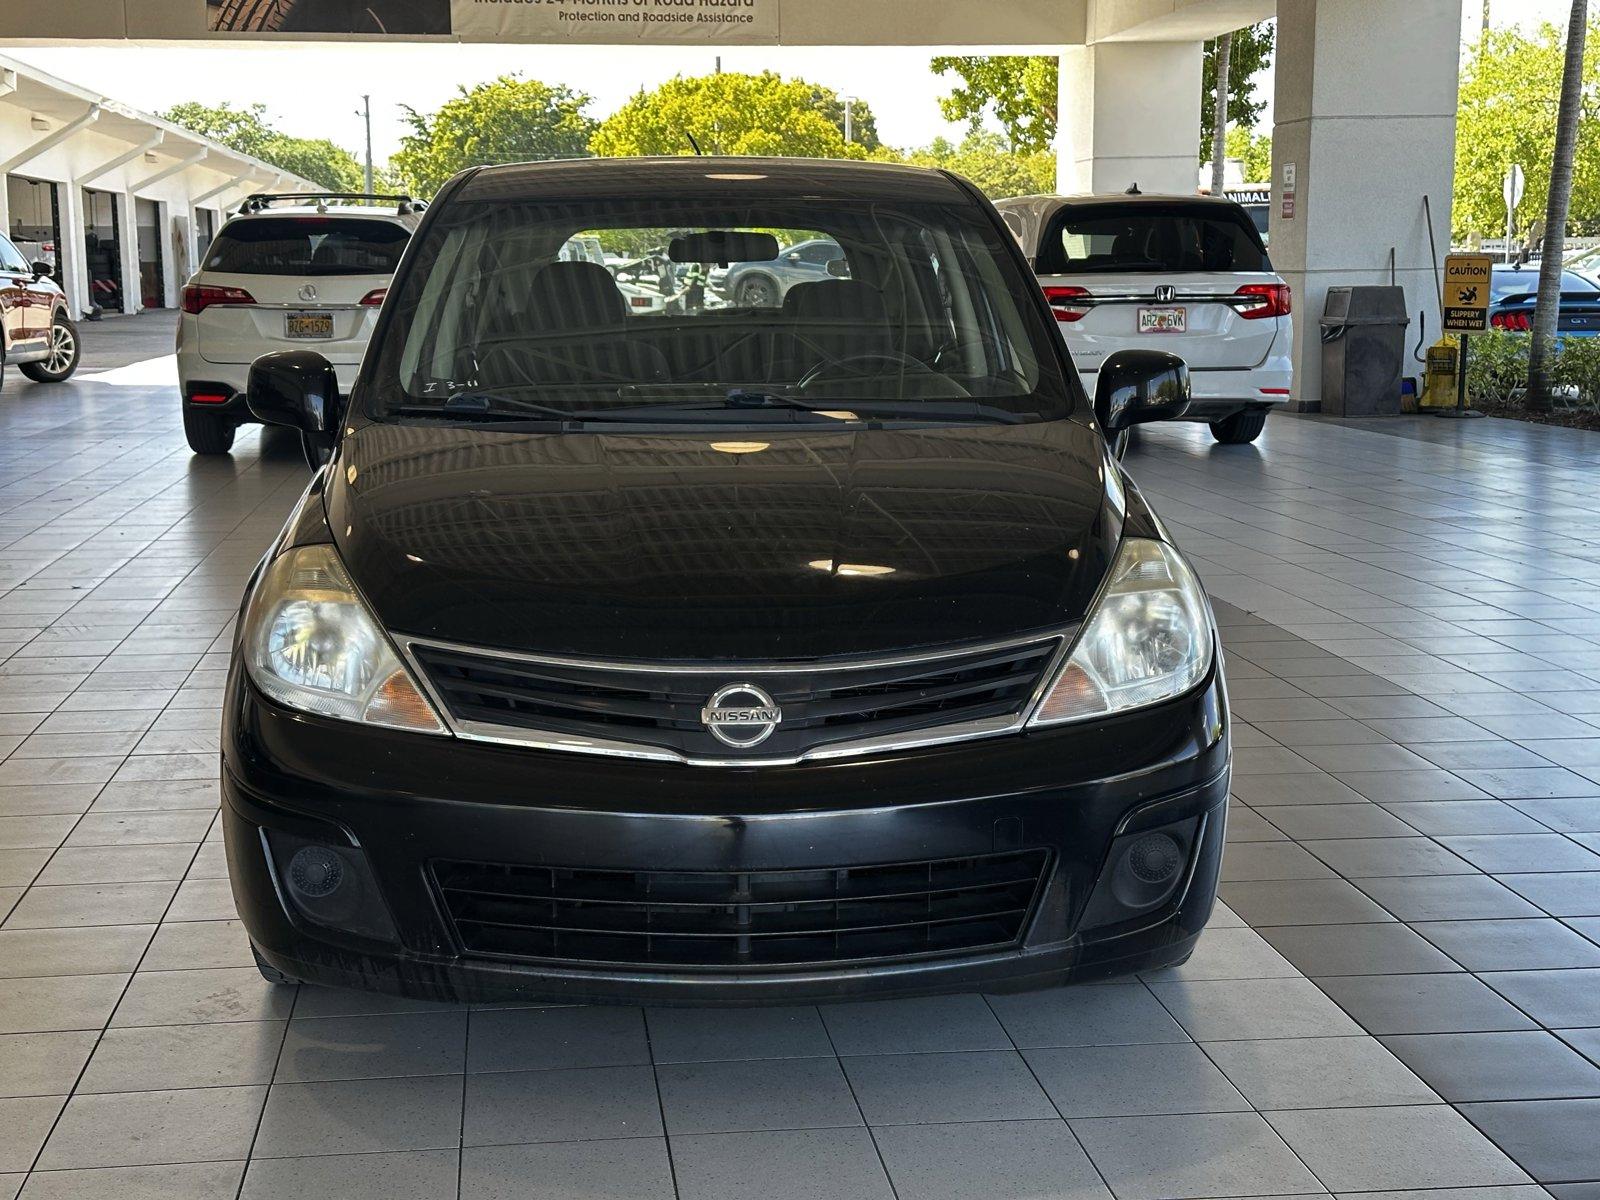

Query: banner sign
456,0,778,41
205,0,780,40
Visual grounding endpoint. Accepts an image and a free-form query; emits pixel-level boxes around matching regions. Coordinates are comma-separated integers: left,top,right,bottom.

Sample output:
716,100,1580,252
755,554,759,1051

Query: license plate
285,312,334,339
1138,307,1186,333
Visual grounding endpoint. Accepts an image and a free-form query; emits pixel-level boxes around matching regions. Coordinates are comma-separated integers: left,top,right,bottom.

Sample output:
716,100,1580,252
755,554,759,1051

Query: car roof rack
235,192,427,216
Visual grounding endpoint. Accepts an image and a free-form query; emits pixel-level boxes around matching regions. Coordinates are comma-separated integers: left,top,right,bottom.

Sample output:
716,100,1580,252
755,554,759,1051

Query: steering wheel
797,351,929,391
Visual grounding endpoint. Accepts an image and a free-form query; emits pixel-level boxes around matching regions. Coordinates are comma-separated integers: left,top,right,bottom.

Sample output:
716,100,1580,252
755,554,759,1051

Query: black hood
325,419,1122,662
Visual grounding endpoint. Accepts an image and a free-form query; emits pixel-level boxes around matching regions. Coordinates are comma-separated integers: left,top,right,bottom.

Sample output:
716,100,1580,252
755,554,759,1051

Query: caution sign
1443,253,1493,333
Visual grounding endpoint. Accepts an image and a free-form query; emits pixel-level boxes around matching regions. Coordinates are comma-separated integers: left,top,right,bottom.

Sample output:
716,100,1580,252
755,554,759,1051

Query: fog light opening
288,845,345,900
1111,831,1185,910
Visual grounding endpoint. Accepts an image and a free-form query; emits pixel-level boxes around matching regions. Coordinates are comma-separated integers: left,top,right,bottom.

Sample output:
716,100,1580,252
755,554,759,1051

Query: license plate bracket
285,311,334,339
1138,306,1187,334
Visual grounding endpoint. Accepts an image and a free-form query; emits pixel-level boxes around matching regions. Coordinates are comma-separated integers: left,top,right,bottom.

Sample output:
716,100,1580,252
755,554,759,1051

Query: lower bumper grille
433,850,1051,968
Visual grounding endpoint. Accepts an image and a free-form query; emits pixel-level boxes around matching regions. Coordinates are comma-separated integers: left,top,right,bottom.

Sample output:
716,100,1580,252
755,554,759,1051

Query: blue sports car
1489,264,1600,337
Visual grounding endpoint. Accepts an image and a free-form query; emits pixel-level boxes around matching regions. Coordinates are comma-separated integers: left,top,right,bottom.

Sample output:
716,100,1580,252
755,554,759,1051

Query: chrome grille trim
399,628,1076,768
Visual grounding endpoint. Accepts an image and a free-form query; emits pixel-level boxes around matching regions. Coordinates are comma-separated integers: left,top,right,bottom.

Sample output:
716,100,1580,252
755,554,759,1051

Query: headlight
1030,538,1214,726
243,544,446,735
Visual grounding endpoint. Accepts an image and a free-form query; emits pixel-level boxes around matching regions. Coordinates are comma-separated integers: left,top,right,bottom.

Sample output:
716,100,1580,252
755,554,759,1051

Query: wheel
18,315,81,383
251,944,300,987
184,407,237,455
1209,410,1268,445
736,275,779,308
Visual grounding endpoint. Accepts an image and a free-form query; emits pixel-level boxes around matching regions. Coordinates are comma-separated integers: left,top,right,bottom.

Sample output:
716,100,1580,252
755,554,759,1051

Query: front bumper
223,664,1229,1005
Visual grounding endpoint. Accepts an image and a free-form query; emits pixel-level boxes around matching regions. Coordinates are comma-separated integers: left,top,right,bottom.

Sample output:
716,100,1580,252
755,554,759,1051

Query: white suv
177,193,421,454
995,193,1293,447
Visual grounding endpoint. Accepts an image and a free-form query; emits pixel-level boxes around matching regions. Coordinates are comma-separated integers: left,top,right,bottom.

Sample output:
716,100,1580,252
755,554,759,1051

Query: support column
59,183,87,319
1056,40,1204,196
1271,0,1464,410
116,190,140,314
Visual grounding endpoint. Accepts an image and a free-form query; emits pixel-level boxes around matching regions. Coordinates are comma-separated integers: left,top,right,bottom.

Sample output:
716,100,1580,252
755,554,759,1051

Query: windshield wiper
393,390,1030,427
817,400,1029,424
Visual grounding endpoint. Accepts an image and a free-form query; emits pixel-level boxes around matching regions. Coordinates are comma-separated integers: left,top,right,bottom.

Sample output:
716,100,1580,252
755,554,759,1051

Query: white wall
1270,0,1465,408
1057,39,1205,196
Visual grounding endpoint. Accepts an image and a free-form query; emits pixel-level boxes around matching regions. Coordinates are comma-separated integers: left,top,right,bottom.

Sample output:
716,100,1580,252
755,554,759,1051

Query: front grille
410,636,1061,762
433,850,1051,968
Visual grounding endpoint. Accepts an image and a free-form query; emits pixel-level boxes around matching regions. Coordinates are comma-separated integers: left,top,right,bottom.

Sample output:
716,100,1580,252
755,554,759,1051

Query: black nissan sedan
223,157,1229,1005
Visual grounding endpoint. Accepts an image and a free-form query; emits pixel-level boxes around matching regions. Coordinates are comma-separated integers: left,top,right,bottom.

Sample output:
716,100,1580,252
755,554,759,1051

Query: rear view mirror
669,231,780,266
248,350,342,468
1094,350,1191,436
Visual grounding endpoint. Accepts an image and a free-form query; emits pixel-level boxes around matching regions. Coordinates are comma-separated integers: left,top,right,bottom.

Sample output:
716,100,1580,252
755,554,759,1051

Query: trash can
1319,286,1411,417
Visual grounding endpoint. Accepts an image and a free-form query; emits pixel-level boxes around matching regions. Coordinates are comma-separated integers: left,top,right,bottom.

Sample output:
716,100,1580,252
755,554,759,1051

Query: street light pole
359,94,373,196
843,95,855,145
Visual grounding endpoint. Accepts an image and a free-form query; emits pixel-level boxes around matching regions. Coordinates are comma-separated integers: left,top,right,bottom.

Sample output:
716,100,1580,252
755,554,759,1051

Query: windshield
368,195,1073,426
205,217,410,277
1492,269,1599,302
1039,202,1269,274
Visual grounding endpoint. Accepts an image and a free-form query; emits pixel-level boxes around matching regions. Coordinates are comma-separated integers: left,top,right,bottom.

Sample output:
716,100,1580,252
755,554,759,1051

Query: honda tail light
1044,285,1092,323
1235,283,1291,320
359,288,387,307
182,284,255,315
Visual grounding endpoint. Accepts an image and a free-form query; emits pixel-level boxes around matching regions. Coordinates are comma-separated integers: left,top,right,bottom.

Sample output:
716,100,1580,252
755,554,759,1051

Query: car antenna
685,131,704,156
1125,182,1142,195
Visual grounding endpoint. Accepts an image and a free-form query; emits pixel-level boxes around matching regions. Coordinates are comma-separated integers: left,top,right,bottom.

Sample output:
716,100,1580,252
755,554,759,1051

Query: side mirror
31,262,52,279
1094,349,1191,437
248,350,342,468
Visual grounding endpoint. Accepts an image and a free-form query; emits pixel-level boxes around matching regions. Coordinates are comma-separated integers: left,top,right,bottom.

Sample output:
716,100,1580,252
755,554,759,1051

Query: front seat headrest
783,279,889,323
527,261,628,328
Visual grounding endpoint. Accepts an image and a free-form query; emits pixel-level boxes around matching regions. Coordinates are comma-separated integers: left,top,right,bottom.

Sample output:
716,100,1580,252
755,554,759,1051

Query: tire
1209,409,1268,445
251,944,300,987
18,315,81,383
736,275,779,308
184,407,237,455
209,0,295,32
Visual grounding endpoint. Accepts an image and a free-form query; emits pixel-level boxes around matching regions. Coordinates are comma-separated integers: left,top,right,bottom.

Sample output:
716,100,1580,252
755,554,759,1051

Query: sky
3,0,1577,169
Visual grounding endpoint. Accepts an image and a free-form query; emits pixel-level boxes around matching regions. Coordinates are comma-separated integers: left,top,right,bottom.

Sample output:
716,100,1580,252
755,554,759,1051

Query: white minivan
176,193,421,454
995,193,1293,447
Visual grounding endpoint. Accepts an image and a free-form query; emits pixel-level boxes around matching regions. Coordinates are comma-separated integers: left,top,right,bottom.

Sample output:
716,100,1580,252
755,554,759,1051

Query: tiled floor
2,320,1598,1198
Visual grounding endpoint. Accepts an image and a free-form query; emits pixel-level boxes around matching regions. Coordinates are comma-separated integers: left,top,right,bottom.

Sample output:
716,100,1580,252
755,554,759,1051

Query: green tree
881,132,1056,200
1453,19,1600,243
589,72,874,160
260,136,364,192
932,33,1272,164
163,101,274,158
162,101,364,191
1200,24,1274,159
930,56,1058,154
1225,126,1273,183
1529,2,1593,410
392,76,597,197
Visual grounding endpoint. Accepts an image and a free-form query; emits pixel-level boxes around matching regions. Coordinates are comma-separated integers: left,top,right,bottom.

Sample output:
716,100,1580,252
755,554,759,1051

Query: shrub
1456,330,1529,406
1552,335,1600,405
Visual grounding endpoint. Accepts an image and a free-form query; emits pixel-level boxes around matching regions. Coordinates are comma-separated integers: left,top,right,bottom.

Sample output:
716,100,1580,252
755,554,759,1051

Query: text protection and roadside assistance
1443,253,1493,334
